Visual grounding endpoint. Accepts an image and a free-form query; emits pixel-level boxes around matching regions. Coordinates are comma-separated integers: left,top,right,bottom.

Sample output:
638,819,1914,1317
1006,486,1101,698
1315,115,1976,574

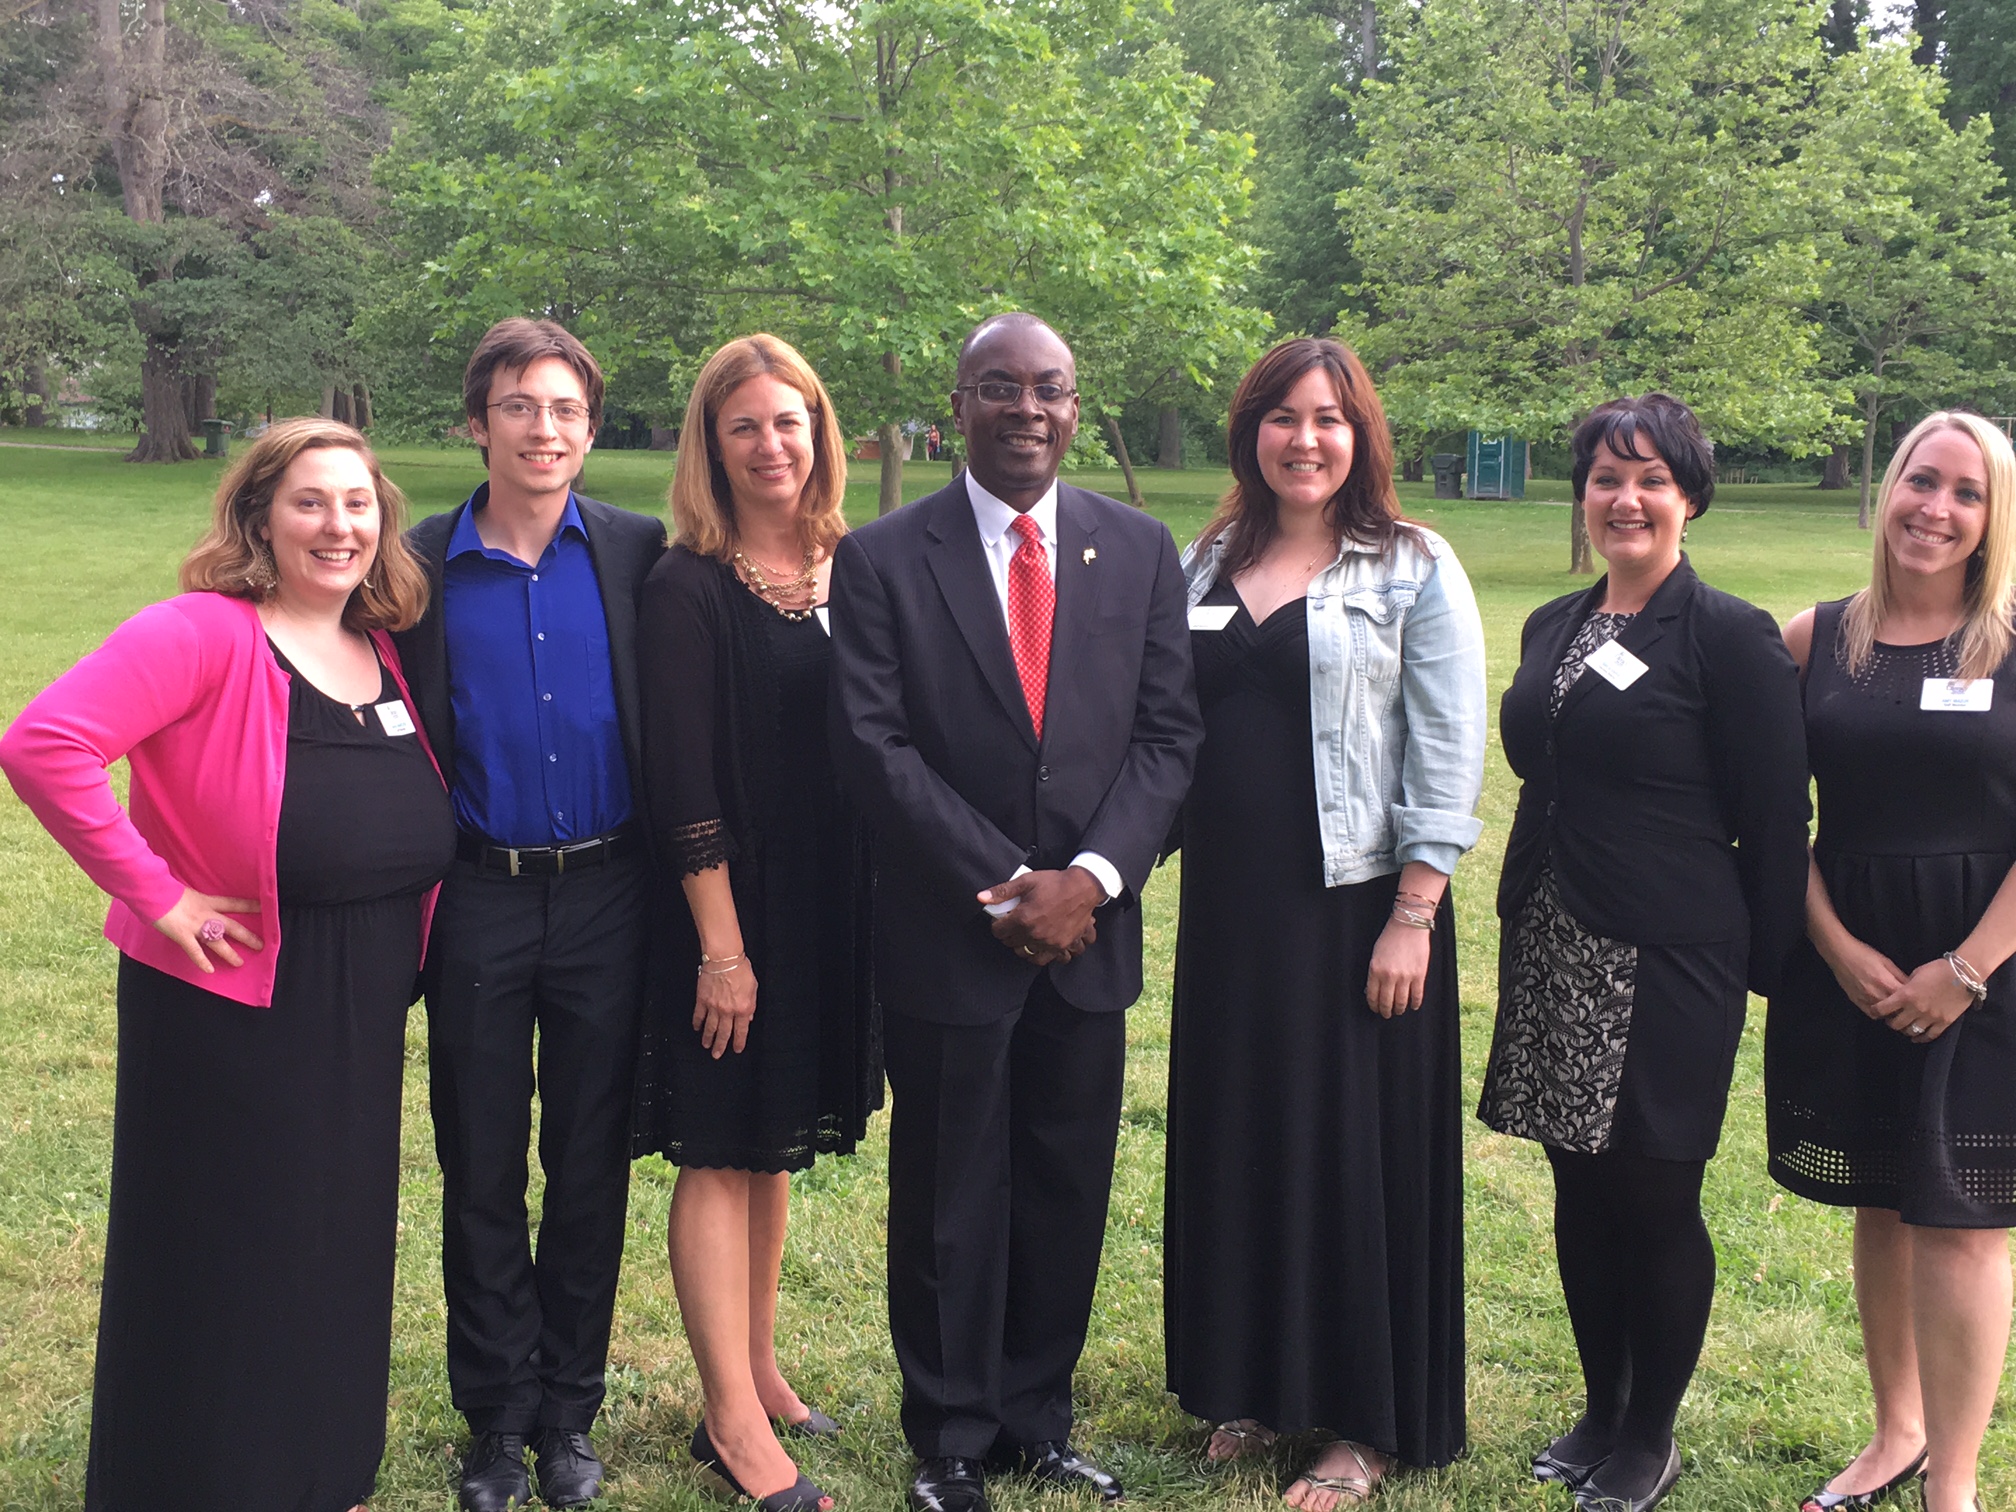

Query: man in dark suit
395,319,666,1512
828,314,1203,1512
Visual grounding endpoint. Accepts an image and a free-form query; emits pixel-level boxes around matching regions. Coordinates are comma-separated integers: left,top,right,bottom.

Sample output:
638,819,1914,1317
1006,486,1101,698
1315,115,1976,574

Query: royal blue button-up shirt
443,486,633,846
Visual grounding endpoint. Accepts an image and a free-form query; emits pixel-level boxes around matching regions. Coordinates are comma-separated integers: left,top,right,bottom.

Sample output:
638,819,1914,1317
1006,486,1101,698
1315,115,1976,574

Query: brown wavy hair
1197,337,1407,575
180,417,429,632
669,333,849,563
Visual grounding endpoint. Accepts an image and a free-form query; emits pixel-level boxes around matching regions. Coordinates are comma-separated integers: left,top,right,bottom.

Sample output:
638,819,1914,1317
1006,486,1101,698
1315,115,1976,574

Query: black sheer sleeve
638,548,738,877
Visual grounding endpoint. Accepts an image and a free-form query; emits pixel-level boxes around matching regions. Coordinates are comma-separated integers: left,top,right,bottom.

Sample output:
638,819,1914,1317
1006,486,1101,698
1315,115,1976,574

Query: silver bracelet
1389,905,1435,930
1944,950,1989,1003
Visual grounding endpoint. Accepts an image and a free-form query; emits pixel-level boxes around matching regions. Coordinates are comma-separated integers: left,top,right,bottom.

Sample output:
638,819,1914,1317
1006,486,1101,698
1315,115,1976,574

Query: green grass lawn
0,440,2000,1512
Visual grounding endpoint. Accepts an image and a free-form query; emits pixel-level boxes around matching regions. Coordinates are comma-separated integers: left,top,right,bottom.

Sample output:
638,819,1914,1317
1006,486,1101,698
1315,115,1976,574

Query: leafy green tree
389,0,1262,510
1340,0,1840,570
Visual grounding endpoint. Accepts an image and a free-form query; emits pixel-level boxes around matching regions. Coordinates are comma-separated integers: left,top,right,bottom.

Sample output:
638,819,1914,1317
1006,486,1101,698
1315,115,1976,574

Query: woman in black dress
1165,339,1487,1507
1767,412,2016,1512
635,335,877,1512
0,418,453,1512
1478,394,1810,1512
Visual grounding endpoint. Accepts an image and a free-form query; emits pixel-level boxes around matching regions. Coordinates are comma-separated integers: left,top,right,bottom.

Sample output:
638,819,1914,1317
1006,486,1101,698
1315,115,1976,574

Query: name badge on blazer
1583,638,1649,691
1922,677,1994,712
1188,605,1237,631
375,699,418,737
814,605,831,635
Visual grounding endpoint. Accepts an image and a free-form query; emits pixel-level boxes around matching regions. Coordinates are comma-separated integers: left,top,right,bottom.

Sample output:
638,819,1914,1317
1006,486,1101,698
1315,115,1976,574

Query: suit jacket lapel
578,495,648,793
925,476,1038,751
1543,577,1608,726
1044,488,1104,752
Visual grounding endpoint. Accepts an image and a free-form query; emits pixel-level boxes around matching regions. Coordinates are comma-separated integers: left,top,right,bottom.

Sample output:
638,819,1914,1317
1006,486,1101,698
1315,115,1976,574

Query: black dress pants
424,852,647,1435
884,976,1128,1458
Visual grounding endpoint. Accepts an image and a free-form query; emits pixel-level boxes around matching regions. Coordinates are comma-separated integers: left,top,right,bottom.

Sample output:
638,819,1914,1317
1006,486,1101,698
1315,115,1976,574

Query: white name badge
814,605,831,635
375,699,418,737
1583,638,1650,691
1189,605,1238,631
1921,677,1994,712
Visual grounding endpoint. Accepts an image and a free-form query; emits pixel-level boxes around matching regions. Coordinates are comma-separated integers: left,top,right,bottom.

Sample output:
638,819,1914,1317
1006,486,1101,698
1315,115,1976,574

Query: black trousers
424,852,647,1435
884,977,1128,1459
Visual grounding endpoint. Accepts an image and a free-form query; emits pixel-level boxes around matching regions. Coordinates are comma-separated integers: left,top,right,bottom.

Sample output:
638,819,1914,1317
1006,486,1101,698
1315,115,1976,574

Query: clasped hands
1821,932,1974,1042
978,866,1103,966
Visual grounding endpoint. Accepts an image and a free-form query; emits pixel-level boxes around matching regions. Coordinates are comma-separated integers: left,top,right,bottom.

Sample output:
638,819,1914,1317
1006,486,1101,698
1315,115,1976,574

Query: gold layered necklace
733,545,819,621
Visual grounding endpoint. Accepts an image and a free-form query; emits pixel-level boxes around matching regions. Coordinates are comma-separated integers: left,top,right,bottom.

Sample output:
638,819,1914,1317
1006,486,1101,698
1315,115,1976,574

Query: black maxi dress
1163,577,1466,1469
86,649,455,1512
633,546,880,1173
1767,599,2016,1226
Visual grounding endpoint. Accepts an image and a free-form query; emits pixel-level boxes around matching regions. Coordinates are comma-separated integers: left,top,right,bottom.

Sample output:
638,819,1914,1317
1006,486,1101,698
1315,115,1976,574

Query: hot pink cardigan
0,591,444,1007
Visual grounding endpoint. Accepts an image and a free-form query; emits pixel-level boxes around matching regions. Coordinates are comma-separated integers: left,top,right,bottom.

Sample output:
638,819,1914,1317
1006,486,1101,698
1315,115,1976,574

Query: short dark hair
955,312,1066,379
463,318,606,462
1570,393,1715,518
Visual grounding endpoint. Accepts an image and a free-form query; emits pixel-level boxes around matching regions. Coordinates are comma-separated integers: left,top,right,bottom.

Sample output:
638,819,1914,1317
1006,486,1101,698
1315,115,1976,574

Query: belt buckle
556,845,567,875
506,847,520,878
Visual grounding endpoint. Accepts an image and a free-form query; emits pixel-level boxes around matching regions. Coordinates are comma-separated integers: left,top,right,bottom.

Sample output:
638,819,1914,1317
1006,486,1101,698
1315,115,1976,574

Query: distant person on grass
0,417,453,1512
1161,337,1487,1508
393,319,666,1511
1477,393,1811,1512
631,334,880,1512
1767,411,2016,1512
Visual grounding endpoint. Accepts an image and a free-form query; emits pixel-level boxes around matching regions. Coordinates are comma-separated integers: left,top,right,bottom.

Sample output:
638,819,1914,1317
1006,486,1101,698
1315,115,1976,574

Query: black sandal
1800,1448,1927,1511
691,1421,834,1512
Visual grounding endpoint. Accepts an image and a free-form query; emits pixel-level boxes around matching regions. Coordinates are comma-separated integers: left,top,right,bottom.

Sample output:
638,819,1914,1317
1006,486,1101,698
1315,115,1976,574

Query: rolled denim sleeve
1390,542,1488,873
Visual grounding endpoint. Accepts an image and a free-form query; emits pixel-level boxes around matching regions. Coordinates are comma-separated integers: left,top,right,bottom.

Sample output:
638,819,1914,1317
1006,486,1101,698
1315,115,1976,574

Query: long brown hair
180,417,429,632
1198,337,1405,575
669,333,849,563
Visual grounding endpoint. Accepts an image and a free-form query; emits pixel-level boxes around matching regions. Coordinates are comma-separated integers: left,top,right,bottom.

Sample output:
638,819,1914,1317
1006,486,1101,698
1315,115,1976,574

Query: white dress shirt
965,474,1123,907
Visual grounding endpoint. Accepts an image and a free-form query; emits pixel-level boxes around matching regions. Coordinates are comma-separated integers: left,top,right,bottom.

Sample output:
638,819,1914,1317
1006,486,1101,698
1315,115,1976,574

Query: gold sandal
1287,1442,1382,1506
1205,1420,1278,1463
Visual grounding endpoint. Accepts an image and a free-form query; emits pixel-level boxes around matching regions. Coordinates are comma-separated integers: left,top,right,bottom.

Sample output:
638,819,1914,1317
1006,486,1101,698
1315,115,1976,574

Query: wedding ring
198,918,228,944
1020,945,1038,958
1910,1023,1926,1035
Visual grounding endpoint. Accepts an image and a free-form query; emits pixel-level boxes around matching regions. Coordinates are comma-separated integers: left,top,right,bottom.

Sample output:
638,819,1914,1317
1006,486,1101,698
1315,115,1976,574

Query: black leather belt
456,825,639,877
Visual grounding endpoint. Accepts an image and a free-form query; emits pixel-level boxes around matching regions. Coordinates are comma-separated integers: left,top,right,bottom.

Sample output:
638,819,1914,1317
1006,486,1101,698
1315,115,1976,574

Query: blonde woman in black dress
1768,411,2016,1512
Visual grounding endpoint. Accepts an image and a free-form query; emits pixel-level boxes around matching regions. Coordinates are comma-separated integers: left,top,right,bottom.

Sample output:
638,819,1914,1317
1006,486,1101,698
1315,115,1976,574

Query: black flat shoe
533,1428,605,1507
999,1441,1124,1503
690,1421,832,1512
1803,1448,1927,1510
459,1433,530,1512
781,1408,842,1438
1576,1441,1682,1512
1532,1434,1609,1489
911,1456,989,1512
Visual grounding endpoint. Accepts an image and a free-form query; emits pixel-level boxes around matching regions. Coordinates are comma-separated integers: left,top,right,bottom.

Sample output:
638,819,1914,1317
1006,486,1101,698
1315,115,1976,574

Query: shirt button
532,573,539,581
1038,765,1051,781
543,693,553,702
537,632,546,641
549,754,558,763
1545,739,1555,756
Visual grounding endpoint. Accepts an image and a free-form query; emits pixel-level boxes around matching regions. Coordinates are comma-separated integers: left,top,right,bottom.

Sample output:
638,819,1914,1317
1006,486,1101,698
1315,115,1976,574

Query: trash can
1430,453,1464,499
201,417,229,459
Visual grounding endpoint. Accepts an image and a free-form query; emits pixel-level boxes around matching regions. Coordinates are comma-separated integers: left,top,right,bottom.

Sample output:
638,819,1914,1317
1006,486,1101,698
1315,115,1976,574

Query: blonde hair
180,416,430,633
1841,411,2016,682
669,334,849,562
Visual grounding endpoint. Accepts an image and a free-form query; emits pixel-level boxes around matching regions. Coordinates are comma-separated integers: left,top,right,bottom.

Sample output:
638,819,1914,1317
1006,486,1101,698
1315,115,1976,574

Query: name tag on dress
1188,605,1237,631
814,605,831,635
374,699,418,737
1921,677,1994,712
1583,638,1650,691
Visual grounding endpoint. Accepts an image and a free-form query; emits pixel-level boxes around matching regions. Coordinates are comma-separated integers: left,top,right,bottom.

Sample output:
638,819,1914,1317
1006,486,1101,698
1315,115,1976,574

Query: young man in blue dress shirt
395,319,667,1512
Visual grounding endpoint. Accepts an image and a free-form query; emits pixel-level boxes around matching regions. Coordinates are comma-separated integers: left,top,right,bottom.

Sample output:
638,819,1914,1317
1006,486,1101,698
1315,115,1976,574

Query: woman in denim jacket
1162,338,1486,1508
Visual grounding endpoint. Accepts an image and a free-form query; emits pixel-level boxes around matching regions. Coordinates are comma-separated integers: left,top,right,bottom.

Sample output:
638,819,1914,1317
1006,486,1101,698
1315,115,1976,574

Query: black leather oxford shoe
459,1432,530,1512
910,1456,990,1512
533,1427,605,1507
1009,1442,1124,1502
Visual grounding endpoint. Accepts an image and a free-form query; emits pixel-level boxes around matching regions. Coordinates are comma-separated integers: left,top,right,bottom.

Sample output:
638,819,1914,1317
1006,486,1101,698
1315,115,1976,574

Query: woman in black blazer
1478,394,1810,1512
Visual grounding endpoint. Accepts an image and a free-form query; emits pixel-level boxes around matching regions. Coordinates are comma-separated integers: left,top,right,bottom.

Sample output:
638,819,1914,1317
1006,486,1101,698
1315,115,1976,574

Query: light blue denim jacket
1181,525,1487,885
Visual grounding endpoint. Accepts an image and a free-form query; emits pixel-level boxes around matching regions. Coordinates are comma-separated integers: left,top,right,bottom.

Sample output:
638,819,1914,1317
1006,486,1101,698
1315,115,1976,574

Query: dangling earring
1680,525,1689,543
244,546,278,594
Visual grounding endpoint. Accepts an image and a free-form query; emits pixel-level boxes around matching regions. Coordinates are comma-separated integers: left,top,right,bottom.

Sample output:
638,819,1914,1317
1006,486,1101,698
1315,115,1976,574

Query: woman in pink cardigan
1,417,456,1512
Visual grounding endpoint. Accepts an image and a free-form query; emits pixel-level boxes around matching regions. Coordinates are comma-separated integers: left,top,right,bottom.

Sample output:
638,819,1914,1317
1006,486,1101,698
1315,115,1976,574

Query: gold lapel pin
1082,547,1098,565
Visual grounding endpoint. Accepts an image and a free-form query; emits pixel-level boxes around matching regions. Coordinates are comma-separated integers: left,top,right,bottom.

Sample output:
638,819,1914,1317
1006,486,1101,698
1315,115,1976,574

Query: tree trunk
878,349,904,514
1401,450,1423,483
353,382,373,430
321,383,338,419
1569,499,1593,574
188,371,216,424
1155,405,1183,469
129,339,197,461
23,360,47,427
332,387,354,427
1859,420,1878,528
1361,0,1378,79
1820,442,1852,490
1105,417,1146,508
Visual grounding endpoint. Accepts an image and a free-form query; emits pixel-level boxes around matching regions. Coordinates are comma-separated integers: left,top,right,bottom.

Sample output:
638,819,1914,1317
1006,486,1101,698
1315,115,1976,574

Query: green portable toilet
1465,432,1527,499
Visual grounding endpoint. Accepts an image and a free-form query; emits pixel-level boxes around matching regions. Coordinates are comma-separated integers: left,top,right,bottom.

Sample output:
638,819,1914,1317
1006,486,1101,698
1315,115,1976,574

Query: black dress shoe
460,1433,530,1512
1575,1440,1682,1512
691,1421,833,1512
910,1456,990,1512
1799,1447,1926,1510
780,1407,842,1439
533,1428,605,1507
1011,1442,1124,1503
1532,1433,1609,1489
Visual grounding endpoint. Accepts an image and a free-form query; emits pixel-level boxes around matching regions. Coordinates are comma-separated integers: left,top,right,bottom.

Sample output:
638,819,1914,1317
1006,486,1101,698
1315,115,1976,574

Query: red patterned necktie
1007,513,1054,738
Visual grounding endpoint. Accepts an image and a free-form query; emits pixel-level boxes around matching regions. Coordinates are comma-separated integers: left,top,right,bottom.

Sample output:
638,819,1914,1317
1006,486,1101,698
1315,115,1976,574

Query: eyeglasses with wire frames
956,381,1078,407
488,398,594,426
